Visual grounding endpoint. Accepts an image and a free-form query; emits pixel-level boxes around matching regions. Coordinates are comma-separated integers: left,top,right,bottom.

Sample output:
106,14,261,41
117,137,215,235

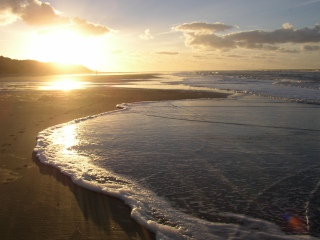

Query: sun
29,28,105,70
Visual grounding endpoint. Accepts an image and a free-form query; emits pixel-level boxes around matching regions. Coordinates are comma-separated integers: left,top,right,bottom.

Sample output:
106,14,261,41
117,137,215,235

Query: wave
34,98,320,239
177,70,320,105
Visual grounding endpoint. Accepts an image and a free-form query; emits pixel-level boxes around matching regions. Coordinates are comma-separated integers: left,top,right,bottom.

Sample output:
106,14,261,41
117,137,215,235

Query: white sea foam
34,95,320,239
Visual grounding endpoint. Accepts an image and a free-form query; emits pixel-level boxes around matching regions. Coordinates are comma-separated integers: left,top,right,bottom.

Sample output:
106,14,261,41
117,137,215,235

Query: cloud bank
0,0,109,36
173,21,320,52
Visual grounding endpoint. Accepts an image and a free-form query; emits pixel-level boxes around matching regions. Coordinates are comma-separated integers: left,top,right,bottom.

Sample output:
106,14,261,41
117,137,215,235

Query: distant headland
0,56,93,75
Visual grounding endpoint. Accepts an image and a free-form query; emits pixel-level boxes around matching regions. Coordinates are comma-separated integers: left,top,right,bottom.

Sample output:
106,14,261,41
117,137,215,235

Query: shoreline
0,87,229,239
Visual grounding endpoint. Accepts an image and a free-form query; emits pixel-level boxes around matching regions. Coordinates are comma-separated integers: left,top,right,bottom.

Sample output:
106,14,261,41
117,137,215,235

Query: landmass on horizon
0,56,93,75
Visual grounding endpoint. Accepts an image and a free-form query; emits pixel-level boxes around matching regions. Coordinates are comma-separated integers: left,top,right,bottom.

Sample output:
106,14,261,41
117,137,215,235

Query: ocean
34,70,320,239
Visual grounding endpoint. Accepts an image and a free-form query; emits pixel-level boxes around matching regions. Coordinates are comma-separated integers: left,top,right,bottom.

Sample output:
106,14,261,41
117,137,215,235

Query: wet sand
0,86,228,239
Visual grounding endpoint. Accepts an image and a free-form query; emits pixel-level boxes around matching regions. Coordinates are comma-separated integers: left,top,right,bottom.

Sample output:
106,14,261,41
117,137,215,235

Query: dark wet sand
0,86,228,239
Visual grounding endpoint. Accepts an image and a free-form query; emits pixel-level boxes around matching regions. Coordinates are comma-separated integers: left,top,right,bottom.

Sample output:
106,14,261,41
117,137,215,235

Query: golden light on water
54,124,78,155
40,79,87,91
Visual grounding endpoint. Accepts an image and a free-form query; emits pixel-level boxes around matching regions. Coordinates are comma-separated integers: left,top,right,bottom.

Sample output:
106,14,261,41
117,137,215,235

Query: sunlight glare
40,79,87,91
53,124,79,155
30,28,107,70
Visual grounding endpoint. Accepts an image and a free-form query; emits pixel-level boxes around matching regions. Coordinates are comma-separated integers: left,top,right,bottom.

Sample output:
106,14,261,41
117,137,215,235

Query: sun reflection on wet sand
40,79,88,91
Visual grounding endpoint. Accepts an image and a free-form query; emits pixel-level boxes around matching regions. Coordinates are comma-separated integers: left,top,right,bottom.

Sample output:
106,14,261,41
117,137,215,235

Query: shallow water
179,70,320,105
35,95,320,239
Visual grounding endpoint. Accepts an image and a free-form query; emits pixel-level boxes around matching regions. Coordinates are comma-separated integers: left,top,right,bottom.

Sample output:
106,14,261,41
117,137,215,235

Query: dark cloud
172,22,235,50
228,25,320,46
0,0,66,25
21,0,66,25
185,32,235,49
0,0,109,36
236,42,279,51
174,22,320,52
156,51,179,55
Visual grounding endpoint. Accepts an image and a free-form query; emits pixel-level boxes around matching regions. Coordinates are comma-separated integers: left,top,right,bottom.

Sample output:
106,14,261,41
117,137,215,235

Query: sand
0,86,228,239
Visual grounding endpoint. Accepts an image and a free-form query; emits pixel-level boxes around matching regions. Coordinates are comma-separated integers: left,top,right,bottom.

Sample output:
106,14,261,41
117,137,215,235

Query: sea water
34,70,320,239
178,70,320,105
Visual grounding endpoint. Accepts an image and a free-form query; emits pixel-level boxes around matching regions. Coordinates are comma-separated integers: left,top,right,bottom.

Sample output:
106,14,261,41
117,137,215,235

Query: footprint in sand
14,165,28,171
0,168,22,185
1,143,10,146
9,134,17,141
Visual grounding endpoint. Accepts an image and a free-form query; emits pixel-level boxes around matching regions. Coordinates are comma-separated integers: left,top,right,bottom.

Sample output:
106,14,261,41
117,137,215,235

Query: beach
0,85,228,240
1,0,319,237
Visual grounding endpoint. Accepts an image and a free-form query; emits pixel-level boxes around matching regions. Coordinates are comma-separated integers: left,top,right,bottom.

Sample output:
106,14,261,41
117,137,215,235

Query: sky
0,0,320,71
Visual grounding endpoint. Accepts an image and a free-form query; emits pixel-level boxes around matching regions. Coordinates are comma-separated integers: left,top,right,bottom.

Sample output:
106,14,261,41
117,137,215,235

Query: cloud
302,44,320,51
173,22,234,34
282,23,294,30
21,1,65,25
253,56,268,59
276,48,300,53
0,9,18,25
174,22,320,52
185,32,235,50
0,0,109,36
156,51,178,55
139,29,154,40
192,55,207,59
0,0,66,25
71,17,109,36
228,24,320,45
227,54,244,58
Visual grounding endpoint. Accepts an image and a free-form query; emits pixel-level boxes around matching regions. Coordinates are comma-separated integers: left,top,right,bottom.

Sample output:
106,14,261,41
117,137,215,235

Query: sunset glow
40,79,88,91
29,28,107,70
1,0,320,71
